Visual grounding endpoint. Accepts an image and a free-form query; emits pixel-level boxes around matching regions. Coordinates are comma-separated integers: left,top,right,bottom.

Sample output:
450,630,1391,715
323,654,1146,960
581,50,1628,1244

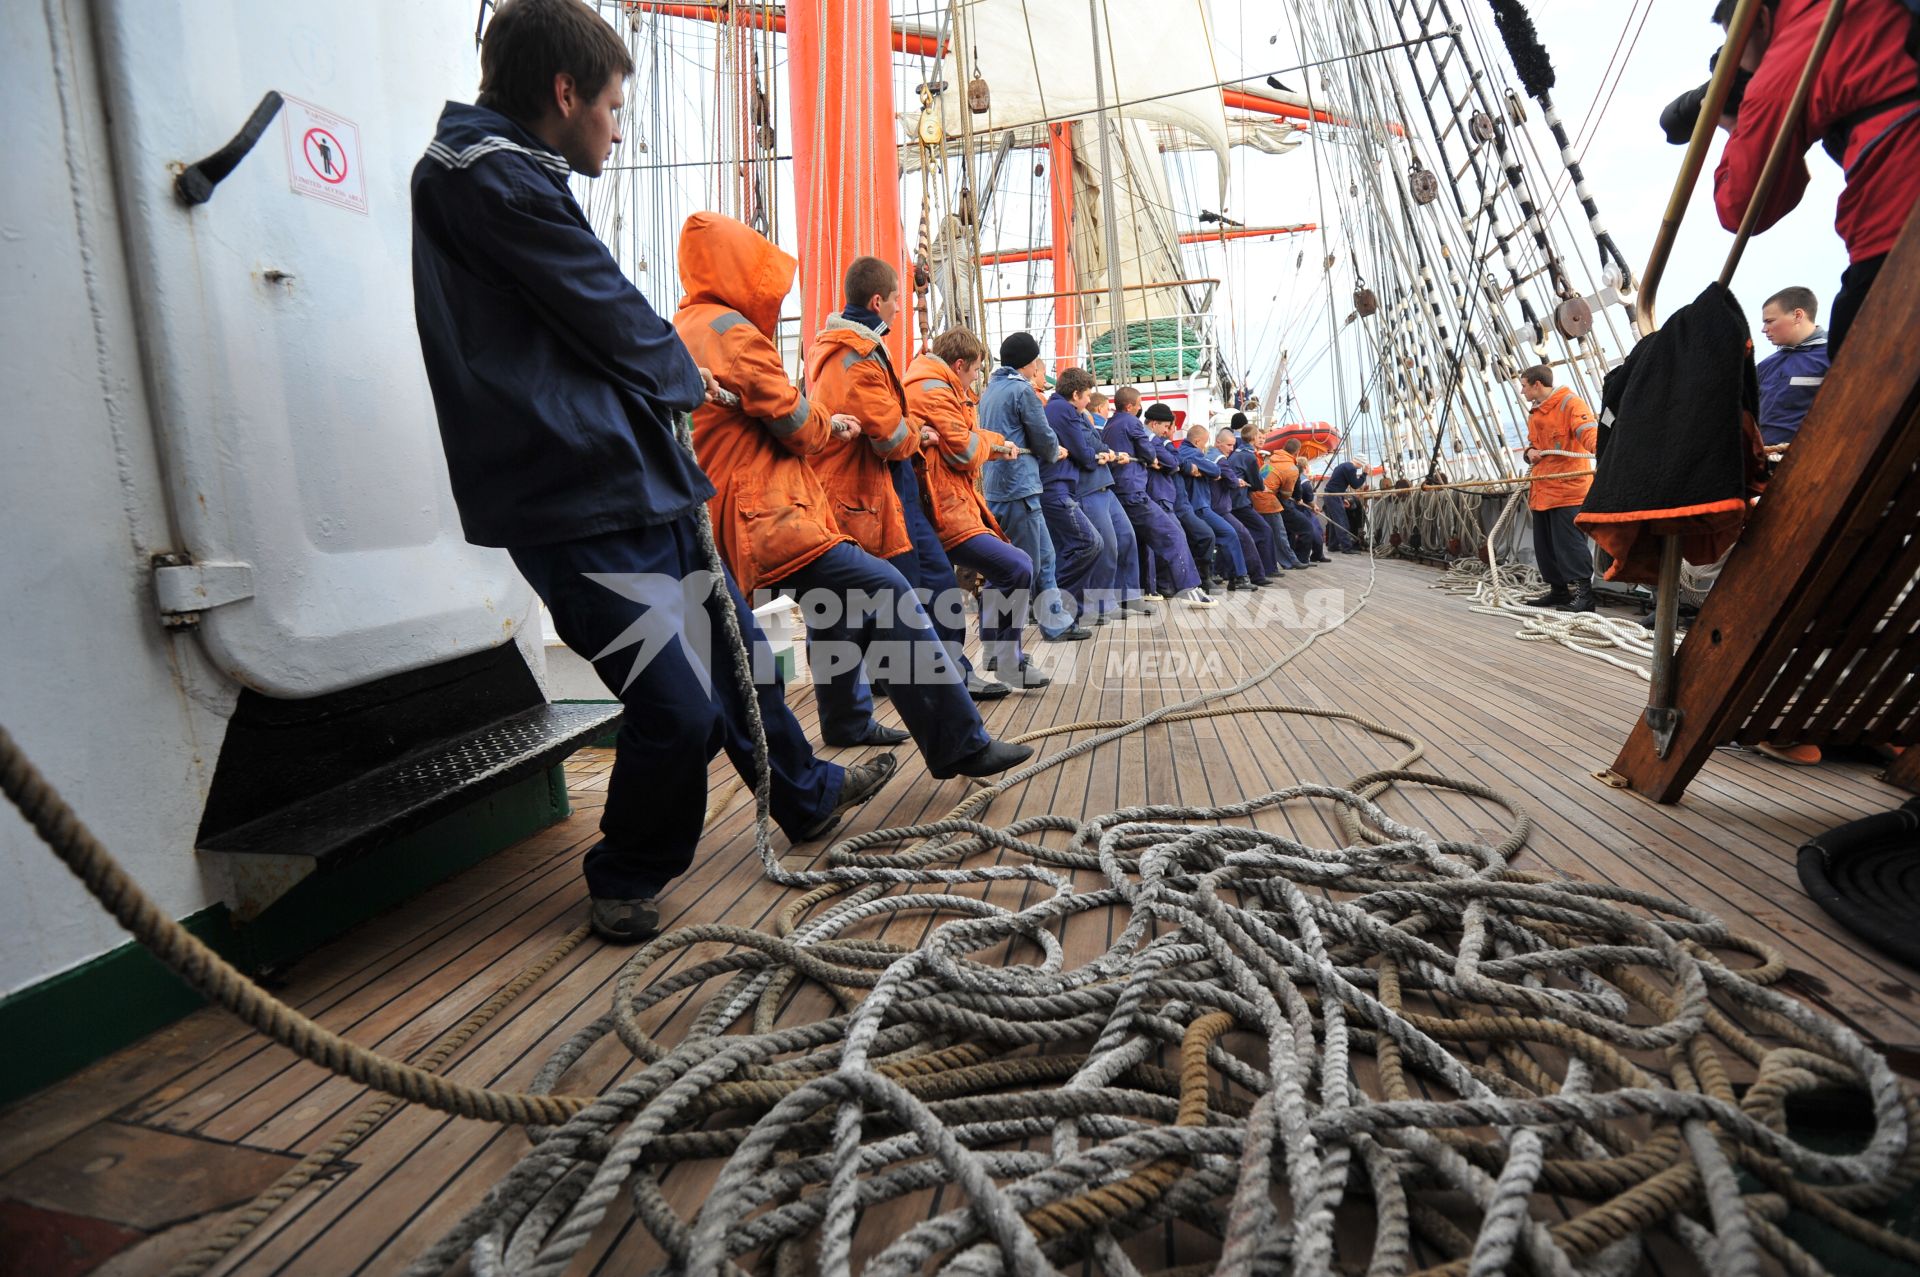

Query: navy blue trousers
785,542,989,769
1233,506,1281,576
1080,488,1141,612
1120,492,1199,593
1260,512,1301,567
511,518,843,901
1283,503,1326,561
946,532,1033,670
1171,504,1217,588
1322,495,1357,550
1197,506,1248,578
1040,491,1106,621
891,461,973,677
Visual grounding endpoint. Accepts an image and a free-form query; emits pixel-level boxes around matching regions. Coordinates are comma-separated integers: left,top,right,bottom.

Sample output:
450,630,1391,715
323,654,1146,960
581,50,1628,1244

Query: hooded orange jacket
903,353,1006,549
1526,385,1598,512
805,317,916,560
671,213,851,592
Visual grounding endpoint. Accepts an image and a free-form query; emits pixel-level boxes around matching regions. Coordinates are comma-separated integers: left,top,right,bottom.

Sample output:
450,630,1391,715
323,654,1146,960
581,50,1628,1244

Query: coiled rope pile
1409,488,1659,678
4,480,1917,1275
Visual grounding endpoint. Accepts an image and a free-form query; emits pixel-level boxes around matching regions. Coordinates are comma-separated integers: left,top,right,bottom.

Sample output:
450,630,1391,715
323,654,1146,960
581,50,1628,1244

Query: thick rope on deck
1385,487,1660,678
4,450,1916,1274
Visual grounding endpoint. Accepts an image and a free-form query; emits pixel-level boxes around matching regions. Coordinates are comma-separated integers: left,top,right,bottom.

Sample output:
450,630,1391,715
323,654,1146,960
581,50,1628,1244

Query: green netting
1088,319,1203,383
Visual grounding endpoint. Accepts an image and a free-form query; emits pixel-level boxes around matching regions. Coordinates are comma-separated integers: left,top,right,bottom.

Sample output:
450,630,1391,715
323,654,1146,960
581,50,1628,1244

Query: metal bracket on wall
174,90,284,206
152,554,255,629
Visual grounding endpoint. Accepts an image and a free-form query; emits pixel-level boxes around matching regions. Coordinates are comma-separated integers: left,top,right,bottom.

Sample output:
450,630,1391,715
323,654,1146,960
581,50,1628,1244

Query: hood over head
677,212,795,337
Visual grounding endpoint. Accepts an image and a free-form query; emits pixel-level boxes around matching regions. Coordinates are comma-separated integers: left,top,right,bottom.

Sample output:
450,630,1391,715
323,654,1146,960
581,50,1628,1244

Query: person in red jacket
1710,0,1920,354
905,328,1049,690
674,214,1030,780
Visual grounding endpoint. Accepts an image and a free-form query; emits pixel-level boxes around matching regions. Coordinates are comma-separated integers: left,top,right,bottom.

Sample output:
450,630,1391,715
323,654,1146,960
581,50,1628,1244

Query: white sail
926,0,1231,188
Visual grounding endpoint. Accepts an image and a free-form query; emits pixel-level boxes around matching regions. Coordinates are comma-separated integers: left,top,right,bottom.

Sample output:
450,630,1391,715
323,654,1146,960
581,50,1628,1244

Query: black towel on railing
1575,281,1769,583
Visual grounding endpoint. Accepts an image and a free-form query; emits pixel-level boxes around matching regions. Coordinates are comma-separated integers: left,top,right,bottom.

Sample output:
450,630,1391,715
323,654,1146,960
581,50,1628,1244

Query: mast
1087,0,1130,384
786,0,908,363
1048,125,1078,363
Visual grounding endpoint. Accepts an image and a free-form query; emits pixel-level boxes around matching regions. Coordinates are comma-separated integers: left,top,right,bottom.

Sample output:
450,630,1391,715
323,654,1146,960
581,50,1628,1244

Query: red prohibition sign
302,127,349,184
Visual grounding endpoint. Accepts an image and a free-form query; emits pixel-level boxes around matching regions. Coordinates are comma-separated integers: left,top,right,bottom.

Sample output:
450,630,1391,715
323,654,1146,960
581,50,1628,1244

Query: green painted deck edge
0,763,571,1108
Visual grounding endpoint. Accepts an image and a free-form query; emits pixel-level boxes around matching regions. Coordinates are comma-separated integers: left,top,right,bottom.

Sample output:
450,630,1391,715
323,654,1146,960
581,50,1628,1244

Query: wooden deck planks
2,556,1915,1275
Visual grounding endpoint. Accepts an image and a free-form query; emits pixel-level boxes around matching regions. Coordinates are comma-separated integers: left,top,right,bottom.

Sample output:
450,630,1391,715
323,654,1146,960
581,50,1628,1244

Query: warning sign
283,95,367,214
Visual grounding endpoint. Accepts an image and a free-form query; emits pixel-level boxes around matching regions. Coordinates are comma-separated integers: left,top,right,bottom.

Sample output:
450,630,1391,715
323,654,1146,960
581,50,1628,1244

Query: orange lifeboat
1259,422,1340,460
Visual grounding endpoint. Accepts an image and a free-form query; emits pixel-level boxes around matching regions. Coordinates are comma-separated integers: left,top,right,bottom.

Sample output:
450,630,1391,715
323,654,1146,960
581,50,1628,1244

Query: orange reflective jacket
672,213,851,591
1527,386,1599,511
904,353,1005,548
805,317,915,559
1251,453,1283,514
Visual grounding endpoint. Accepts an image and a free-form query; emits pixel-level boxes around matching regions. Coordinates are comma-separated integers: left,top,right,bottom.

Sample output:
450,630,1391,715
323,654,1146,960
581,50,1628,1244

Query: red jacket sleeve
1712,13,1816,237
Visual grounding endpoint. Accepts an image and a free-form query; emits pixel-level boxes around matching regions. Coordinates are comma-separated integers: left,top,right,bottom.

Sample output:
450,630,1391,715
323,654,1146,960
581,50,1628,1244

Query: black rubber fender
1797,797,1920,968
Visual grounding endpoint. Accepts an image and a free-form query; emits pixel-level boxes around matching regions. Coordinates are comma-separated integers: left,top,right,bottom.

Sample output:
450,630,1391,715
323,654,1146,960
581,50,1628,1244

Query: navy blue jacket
1101,411,1155,497
1043,396,1113,498
411,103,709,548
1219,447,1260,510
1323,461,1366,495
1755,328,1829,445
1142,434,1182,505
980,368,1059,503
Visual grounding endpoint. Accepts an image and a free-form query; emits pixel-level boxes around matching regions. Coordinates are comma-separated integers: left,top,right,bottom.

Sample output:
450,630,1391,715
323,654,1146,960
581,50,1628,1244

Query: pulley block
1409,160,1440,205
1554,296,1594,339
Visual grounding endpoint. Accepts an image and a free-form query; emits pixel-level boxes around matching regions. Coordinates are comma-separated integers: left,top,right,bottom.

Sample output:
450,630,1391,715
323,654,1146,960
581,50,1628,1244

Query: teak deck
1,555,1914,1276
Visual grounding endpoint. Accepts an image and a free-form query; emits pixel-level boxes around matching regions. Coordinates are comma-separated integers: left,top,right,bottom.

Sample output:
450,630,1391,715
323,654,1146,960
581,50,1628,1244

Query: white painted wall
1,0,548,996
0,0,237,996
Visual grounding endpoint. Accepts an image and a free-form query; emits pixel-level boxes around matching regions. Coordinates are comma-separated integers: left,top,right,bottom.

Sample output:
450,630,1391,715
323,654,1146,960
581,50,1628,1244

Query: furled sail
923,0,1231,187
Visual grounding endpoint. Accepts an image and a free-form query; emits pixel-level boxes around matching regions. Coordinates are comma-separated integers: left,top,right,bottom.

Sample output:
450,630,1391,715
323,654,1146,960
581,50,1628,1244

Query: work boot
1524,584,1571,607
965,671,1012,701
588,896,660,945
990,656,1051,690
821,722,909,748
1557,584,1596,614
797,752,901,842
933,738,1036,780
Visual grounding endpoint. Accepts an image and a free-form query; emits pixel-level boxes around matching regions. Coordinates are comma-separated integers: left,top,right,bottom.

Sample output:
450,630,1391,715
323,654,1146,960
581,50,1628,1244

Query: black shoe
990,657,1051,690
933,738,1035,780
1121,597,1155,616
1042,625,1093,642
1557,586,1597,614
589,896,660,945
1523,586,1571,607
797,752,900,842
869,680,890,700
1250,577,1273,588
965,671,1012,701
822,722,910,747
1228,576,1249,592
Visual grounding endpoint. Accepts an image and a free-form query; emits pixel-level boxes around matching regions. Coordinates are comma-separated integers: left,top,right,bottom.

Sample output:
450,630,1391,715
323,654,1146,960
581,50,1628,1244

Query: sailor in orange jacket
674,215,1029,779
1519,362,1599,613
807,257,1014,711
904,328,1048,691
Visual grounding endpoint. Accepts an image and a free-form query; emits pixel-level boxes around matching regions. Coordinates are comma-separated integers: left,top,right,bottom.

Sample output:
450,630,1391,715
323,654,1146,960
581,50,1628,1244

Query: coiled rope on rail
4,448,1916,1273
